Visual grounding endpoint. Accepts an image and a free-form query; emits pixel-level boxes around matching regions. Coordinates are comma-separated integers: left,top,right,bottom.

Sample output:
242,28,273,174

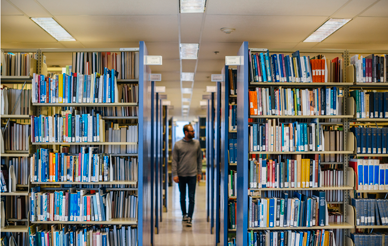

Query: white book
295,233,300,246
90,74,95,103
98,76,103,103
78,74,84,103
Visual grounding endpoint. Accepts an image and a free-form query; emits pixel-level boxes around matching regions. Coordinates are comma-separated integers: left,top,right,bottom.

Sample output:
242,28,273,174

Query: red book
87,196,91,221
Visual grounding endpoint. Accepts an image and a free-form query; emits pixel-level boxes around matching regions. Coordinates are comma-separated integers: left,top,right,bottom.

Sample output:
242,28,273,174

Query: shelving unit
162,105,168,212
198,116,207,184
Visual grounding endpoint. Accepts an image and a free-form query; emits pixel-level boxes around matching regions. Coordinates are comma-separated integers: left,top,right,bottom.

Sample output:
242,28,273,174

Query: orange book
66,156,71,181
249,91,257,116
49,153,54,182
321,59,325,82
303,232,308,246
301,159,305,188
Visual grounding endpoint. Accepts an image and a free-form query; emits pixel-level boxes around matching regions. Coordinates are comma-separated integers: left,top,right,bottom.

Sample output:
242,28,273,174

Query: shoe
186,217,192,227
182,215,189,222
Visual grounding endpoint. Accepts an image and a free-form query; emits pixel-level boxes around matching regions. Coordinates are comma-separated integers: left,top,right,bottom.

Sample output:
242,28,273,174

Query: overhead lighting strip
31,17,75,41
304,18,351,42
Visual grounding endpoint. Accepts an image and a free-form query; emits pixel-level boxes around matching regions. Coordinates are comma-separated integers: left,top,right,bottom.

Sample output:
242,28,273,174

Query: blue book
379,92,383,118
364,160,369,189
103,70,107,103
292,51,302,82
93,195,99,221
374,162,379,188
313,191,326,226
353,128,361,153
306,198,311,227
303,123,308,151
383,128,388,154
279,54,285,82
374,92,379,118
262,160,267,188
229,139,234,164
99,193,106,221
233,139,237,165
272,54,279,82
75,115,80,142
369,161,374,188
384,92,388,118
380,164,385,190
366,128,372,154
372,128,377,154
253,124,258,151
265,51,272,82
260,53,267,82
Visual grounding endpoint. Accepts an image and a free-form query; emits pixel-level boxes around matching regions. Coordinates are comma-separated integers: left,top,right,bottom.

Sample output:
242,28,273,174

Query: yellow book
301,159,305,188
302,232,308,246
306,159,311,188
58,74,63,103
266,198,270,227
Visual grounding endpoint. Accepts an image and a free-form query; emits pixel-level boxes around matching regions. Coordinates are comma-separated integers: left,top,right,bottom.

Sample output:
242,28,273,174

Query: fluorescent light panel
183,101,190,105
180,0,205,13
304,18,351,42
181,72,194,81
182,88,192,94
162,100,171,106
182,105,190,109
200,100,207,106
31,18,75,41
182,98,190,102
180,43,199,59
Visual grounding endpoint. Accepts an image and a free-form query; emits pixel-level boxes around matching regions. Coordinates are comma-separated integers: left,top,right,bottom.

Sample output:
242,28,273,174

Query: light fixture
182,98,190,102
181,72,194,81
183,101,190,105
180,0,205,13
182,88,192,94
220,27,235,34
200,100,207,106
162,100,171,106
182,105,190,109
206,86,217,93
180,43,199,59
155,86,166,93
31,18,75,41
304,18,351,42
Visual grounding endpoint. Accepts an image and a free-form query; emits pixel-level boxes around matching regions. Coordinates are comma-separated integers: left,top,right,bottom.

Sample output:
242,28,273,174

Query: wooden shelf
250,82,353,87
33,103,138,107
1,153,30,157
229,130,237,133
1,76,32,84
229,163,237,166
117,79,138,83
321,162,344,165
229,196,237,200
1,114,30,119
31,218,137,225
249,151,354,155
356,225,388,229
353,118,388,122
248,222,353,230
356,190,388,193
229,95,237,98
0,191,29,196
250,115,354,119
249,186,353,191
354,154,388,157
32,142,137,146
109,154,138,157
228,228,237,232
352,83,388,88
32,181,137,185
0,225,29,233
102,116,138,120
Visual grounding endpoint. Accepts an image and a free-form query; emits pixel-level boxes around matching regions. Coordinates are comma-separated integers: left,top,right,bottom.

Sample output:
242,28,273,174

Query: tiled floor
155,183,215,246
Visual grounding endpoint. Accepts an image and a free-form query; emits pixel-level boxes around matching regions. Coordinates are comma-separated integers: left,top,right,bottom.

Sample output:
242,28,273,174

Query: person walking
172,124,202,227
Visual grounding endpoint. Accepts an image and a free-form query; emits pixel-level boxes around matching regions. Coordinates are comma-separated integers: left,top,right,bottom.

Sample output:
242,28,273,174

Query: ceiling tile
55,15,178,43
331,0,377,18
146,42,180,60
198,42,242,59
180,13,203,43
150,59,180,72
206,0,348,16
181,60,196,72
201,15,328,43
196,59,225,73
1,16,58,42
37,0,178,15
78,41,139,48
10,0,51,17
1,42,65,49
157,72,180,82
1,0,23,16
360,0,388,17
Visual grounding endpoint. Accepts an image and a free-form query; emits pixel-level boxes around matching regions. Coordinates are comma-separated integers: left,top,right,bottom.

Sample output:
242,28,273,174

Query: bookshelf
232,43,358,246
199,116,207,182
0,42,152,245
167,117,174,187
214,81,221,243
162,105,168,212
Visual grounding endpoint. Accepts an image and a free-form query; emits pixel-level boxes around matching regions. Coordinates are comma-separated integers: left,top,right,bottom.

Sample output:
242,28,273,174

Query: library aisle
155,184,215,246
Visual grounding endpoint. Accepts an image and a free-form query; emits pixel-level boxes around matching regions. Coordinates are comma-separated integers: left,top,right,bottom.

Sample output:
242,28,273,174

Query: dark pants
178,176,197,218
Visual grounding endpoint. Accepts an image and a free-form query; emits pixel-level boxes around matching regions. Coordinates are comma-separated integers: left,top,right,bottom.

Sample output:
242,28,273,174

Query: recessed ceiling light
200,100,207,106
180,43,199,59
182,98,190,102
181,72,194,81
31,18,75,41
182,88,192,94
155,86,166,93
304,18,351,42
206,86,217,93
220,27,235,34
183,105,190,109
180,0,206,13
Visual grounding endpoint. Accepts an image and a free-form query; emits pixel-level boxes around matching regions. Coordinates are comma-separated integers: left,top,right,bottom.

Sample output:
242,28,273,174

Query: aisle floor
155,183,215,246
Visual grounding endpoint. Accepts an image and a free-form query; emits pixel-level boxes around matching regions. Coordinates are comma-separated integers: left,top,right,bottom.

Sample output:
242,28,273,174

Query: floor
155,182,215,246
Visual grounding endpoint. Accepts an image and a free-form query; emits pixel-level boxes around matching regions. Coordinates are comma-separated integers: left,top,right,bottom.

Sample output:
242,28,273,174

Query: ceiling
2,0,388,121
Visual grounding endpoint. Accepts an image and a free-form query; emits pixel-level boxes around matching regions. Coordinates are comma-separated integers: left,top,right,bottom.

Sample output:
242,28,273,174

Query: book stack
104,124,138,154
30,189,137,222
349,159,388,191
31,148,138,183
350,54,388,83
2,121,30,151
1,52,37,76
351,233,388,246
248,191,328,228
248,229,337,246
72,51,139,79
248,86,344,116
0,85,32,115
352,127,388,154
249,120,331,152
350,90,388,118
0,157,30,188
352,198,388,226
1,232,28,246
322,128,344,162
228,134,237,164
29,225,137,246
248,50,343,83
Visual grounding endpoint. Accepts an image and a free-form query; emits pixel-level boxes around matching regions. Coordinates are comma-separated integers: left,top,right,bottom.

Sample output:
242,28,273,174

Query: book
350,54,388,83
2,121,30,151
1,52,38,76
350,91,388,118
351,127,388,154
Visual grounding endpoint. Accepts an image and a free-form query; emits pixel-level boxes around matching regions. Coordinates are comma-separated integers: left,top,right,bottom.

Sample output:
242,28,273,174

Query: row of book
248,50,343,83
0,157,30,191
248,120,344,153
248,191,328,228
350,54,388,83
29,225,137,246
350,91,388,118
351,233,388,246
1,52,37,76
30,189,137,222
248,156,345,189
1,233,28,246
0,86,32,115
258,190,344,203
1,196,27,222
229,104,237,131
32,70,129,104
31,148,138,183
350,159,388,191
228,133,237,164
352,127,388,154
72,51,139,79
248,87,344,116
246,229,338,246
352,198,388,226
2,121,30,151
